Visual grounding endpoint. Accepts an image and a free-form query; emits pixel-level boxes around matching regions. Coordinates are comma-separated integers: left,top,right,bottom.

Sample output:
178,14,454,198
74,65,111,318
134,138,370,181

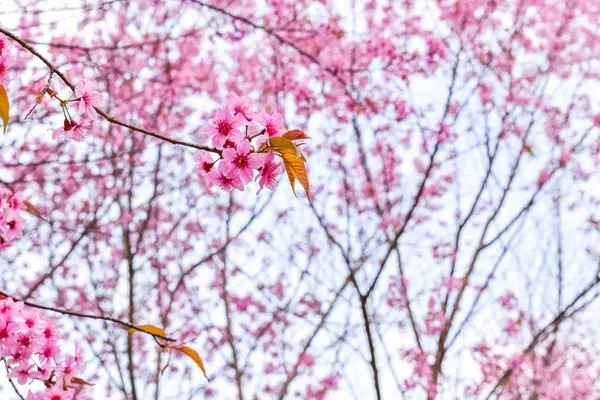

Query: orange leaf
0,84,9,134
281,151,309,198
23,200,42,219
178,346,210,381
266,136,297,152
282,130,310,141
127,324,167,337
283,158,298,197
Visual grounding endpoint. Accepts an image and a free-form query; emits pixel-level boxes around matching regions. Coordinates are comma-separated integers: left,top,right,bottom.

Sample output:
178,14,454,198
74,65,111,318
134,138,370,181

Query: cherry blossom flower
8,361,34,384
52,119,90,142
14,308,47,332
40,341,60,361
30,360,52,381
205,162,244,191
226,92,256,121
255,151,281,192
196,152,215,176
41,386,73,400
222,140,264,184
74,80,99,120
0,192,25,250
257,110,284,145
2,208,24,240
204,109,246,149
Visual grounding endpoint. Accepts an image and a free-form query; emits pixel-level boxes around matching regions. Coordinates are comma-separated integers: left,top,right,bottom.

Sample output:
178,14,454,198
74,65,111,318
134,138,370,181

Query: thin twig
0,27,219,154
0,291,176,342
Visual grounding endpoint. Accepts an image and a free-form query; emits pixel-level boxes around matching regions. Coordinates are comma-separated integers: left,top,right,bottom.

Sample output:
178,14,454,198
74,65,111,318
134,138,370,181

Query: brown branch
189,0,365,105
0,291,176,343
223,193,245,400
484,270,600,399
0,27,219,154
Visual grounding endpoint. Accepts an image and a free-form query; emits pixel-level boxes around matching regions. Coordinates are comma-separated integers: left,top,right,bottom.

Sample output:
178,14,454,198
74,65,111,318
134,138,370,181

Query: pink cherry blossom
257,110,285,144
255,151,281,192
8,361,34,384
0,192,25,249
222,140,264,184
41,386,73,400
74,80,99,120
205,161,244,191
52,119,90,142
204,109,246,149
226,92,256,121
196,152,215,176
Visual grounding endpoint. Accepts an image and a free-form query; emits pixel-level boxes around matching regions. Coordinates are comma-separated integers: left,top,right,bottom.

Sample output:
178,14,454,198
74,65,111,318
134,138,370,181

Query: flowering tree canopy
1,0,600,399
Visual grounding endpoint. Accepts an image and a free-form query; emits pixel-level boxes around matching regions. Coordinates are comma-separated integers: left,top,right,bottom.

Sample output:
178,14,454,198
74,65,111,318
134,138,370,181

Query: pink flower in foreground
52,119,90,142
205,162,244,191
7,361,33,384
15,308,47,332
29,360,52,381
226,93,256,121
257,110,284,145
255,151,281,192
222,140,264,184
74,80,99,120
196,152,215,176
1,208,24,241
41,386,73,400
39,341,60,361
26,391,40,400
0,38,7,55
204,109,246,149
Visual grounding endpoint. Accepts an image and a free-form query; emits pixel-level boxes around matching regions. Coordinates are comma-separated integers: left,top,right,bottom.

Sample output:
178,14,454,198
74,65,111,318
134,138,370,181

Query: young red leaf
178,345,210,381
71,377,94,386
0,84,9,134
282,130,310,141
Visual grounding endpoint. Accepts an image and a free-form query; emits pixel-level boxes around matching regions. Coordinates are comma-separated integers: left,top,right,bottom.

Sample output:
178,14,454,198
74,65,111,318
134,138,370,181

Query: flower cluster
0,298,88,399
198,93,284,192
51,81,99,142
0,189,25,250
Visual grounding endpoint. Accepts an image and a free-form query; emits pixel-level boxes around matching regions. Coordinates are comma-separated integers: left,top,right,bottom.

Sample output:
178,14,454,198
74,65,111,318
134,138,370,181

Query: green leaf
178,345,210,381
127,324,167,337
0,85,9,134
